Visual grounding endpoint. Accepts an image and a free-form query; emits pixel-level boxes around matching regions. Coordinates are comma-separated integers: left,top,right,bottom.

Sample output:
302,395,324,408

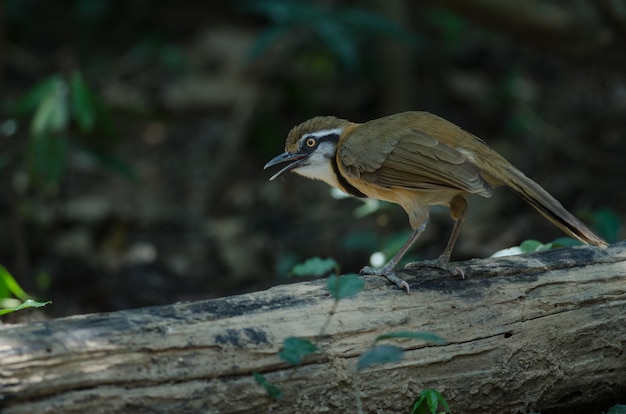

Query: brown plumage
266,111,607,291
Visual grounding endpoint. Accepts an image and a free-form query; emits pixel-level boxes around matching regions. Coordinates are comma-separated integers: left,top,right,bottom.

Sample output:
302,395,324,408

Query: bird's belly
351,180,459,227
352,180,459,207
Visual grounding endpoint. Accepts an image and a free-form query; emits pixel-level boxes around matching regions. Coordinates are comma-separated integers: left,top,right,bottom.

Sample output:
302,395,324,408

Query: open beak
264,152,307,181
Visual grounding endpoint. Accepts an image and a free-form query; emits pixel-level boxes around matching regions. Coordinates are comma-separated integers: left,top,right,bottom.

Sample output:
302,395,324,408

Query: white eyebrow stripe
303,128,343,139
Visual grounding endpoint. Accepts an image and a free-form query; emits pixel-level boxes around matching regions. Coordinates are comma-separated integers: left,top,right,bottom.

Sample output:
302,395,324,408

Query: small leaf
520,239,552,253
412,389,451,414
357,344,404,371
327,274,364,300
607,404,626,414
70,71,97,133
253,372,283,400
278,337,317,365
0,299,52,316
588,208,621,243
426,389,440,413
292,257,339,277
549,237,582,248
8,75,59,116
30,76,69,136
375,331,446,345
0,265,30,301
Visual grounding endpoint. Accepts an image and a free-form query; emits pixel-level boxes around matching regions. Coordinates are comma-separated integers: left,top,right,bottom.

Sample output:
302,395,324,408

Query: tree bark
1,243,625,413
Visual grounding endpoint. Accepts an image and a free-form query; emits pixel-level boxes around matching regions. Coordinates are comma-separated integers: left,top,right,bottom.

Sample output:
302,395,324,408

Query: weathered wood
1,242,625,413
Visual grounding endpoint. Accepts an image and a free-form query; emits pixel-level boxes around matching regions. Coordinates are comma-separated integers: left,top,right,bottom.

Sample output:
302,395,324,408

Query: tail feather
498,164,608,248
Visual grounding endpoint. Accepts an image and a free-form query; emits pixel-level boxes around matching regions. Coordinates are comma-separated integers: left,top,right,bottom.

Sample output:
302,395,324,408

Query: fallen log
1,242,625,413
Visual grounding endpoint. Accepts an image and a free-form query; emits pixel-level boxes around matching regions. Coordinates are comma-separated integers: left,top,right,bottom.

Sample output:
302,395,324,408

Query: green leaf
278,337,317,365
327,274,364,300
70,71,97,133
8,75,60,116
519,239,552,254
411,389,451,414
549,237,582,248
0,299,52,316
375,331,446,345
30,75,69,136
589,208,621,243
607,404,626,414
0,275,7,300
292,257,339,277
357,344,404,371
0,265,30,301
253,372,283,400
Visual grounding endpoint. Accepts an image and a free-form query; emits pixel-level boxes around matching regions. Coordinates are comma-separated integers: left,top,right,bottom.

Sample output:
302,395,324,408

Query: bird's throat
294,154,366,198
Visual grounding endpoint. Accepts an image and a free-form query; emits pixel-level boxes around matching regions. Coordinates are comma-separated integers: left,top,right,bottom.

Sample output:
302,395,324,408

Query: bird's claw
360,265,410,293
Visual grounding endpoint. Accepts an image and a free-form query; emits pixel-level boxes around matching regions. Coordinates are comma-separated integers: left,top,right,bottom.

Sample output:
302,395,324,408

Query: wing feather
338,112,492,196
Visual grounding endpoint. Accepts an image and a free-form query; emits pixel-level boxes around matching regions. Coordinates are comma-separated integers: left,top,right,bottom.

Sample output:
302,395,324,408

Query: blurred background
0,0,624,318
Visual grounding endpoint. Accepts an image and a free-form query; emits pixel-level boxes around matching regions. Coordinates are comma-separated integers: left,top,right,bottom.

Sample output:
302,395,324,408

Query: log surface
1,242,625,413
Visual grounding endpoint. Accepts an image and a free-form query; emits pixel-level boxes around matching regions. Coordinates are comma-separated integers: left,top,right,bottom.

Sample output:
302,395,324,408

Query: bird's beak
264,152,307,181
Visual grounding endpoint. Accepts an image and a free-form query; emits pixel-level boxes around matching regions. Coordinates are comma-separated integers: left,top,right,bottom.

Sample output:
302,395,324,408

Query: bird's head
264,116,353,184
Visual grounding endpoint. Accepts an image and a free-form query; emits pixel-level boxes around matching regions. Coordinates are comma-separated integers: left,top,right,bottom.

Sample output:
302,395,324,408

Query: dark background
1,0,624,318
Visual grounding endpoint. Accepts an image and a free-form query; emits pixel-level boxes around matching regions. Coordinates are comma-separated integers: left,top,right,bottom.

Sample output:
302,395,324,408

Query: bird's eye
305,137,317,148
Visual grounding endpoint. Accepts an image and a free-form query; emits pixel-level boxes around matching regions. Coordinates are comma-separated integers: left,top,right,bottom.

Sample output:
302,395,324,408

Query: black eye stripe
301,133,339,150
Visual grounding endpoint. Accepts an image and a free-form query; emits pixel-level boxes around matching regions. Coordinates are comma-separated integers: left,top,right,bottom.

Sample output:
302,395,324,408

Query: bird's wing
338,112,493,195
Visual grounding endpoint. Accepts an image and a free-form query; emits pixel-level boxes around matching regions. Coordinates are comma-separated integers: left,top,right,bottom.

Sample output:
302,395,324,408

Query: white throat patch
294,140,341,188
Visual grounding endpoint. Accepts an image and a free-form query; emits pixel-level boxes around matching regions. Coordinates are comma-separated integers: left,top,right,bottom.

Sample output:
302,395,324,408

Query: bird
264,111,608,292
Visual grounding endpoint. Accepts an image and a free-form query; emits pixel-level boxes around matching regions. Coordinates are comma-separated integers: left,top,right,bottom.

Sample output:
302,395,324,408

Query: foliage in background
497,207,621,257
240,0,420,72
586,207,621,244
0,265,50,315
290,256,339,277
3,71,133,196
0,71,135,301
421,7,467,53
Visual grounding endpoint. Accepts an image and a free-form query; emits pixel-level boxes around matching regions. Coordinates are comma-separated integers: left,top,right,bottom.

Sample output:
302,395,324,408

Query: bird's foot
360,265,410,293
404,255,465,279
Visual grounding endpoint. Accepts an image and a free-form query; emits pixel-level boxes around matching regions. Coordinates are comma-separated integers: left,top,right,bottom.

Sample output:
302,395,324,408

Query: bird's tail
492,161,608,248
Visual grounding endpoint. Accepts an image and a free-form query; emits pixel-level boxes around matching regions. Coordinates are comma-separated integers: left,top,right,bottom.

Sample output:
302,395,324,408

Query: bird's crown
285,116,351,153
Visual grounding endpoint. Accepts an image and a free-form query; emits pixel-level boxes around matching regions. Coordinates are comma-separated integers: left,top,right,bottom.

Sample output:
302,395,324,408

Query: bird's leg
360,217,429,293
405,195,466,278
